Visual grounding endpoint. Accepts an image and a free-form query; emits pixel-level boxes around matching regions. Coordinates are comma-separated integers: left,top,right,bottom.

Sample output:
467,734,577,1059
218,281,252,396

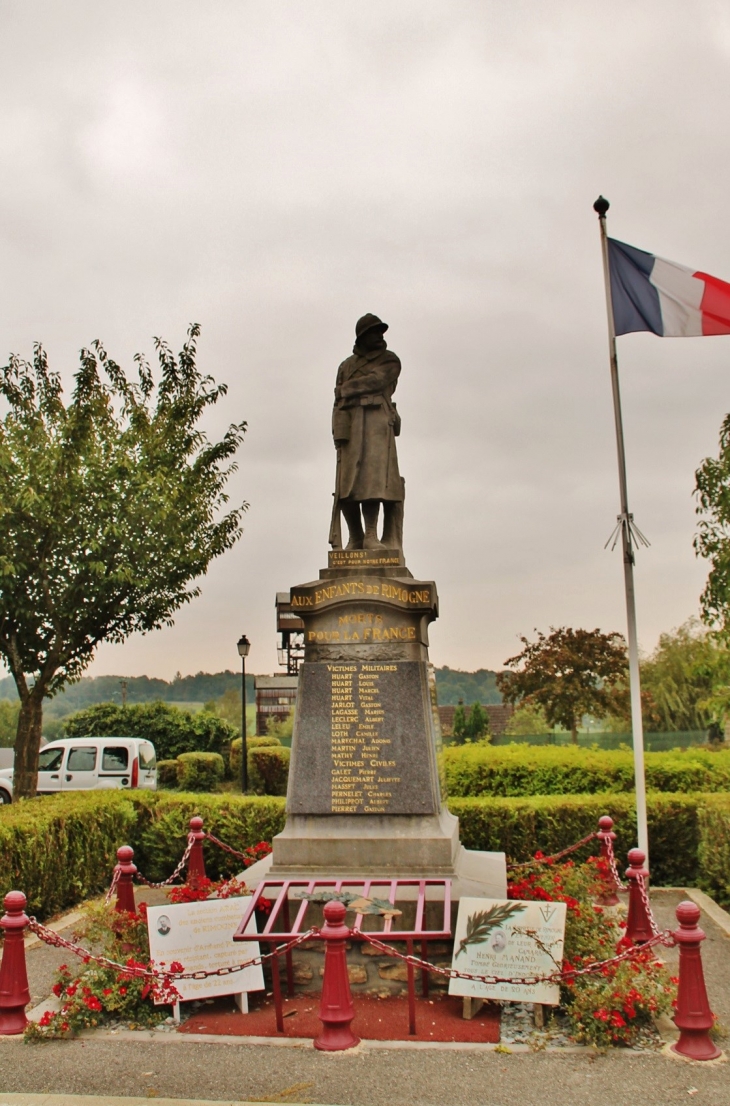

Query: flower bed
507,855,676,1048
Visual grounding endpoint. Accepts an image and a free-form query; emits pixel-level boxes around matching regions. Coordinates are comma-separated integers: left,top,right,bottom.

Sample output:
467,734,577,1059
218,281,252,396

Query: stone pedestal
268,550,506,899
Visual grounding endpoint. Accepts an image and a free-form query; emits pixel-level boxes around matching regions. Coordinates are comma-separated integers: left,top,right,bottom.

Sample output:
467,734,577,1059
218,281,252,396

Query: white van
0,737,157,803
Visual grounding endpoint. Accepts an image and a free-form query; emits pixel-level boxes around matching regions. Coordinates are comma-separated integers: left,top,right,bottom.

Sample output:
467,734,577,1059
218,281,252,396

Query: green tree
496,627,627,744
695,416,730,631
503,702,552,737
0,326,246,797
451,700,468,744
465,700,490,741
62,700,238,761
603,619,722,733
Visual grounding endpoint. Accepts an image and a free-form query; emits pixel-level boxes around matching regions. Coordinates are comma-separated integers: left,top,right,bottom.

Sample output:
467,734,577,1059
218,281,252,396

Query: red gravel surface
177,991,500,1043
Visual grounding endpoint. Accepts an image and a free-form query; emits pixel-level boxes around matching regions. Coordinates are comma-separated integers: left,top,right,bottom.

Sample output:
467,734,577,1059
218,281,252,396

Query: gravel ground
2,888,727,1106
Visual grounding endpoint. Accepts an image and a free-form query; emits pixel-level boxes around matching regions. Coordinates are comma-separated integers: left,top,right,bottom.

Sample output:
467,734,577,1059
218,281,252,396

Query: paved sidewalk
0,891,727,1106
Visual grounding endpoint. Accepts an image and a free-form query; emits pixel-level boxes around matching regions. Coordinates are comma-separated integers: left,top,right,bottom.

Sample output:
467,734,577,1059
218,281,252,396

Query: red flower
38,1011,53,1027
51,983,63,997
169,961,183,973
118,987,127,996
84,994,103,1012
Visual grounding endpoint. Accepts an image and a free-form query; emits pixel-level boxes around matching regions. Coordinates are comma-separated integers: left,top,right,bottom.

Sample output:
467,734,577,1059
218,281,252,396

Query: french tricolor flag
608,238,730,337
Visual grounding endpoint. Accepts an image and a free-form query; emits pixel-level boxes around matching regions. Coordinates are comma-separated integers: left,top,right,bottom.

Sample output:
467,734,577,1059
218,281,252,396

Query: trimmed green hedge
443,744,730,797
449,791,704,889
3,789,729,918
129,791,286,881
175,752,225,792
0,792,138,917
249,747,290,796
230,736,281,782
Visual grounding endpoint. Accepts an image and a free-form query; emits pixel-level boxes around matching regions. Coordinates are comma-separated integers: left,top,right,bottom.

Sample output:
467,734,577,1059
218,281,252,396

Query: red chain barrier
672,901,722,1061
186,817,207,890
596,816,621,905
115,846,137,914
315,901,359,1052
0,892,31,1035
204,833,254,863
27,917,317,983
354,927,674,989
506,832,598,872
625,849,654,944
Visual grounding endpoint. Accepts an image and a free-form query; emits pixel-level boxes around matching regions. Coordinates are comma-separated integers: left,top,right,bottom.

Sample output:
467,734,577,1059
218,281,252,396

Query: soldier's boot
381,500,403,551
341,501,364,550
362,500,385,550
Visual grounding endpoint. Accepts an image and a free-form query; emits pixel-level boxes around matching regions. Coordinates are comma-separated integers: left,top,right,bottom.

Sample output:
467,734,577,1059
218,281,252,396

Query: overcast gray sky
3,0,730,679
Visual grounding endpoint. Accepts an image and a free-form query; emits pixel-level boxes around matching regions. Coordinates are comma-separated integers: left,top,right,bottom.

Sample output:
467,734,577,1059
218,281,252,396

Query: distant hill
0,665,501,722
0,671,256,713
433,667,501,705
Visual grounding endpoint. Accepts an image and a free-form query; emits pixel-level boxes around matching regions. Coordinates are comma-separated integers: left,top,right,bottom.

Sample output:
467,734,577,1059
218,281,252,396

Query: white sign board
147,898,264,1005
448,897,567,1006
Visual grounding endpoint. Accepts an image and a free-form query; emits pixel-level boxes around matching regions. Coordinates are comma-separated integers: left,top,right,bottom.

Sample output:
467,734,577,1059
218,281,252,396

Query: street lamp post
237,635,251,794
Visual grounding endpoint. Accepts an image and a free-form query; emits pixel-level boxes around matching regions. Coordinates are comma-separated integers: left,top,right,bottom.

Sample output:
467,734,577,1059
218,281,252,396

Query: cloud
0,0,726,678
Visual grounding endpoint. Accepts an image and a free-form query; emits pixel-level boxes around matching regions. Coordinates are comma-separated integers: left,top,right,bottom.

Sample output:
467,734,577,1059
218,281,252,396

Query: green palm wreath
456,903,527,958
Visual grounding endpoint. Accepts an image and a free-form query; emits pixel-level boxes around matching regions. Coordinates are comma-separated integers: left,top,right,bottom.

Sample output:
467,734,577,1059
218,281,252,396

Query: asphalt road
0,1037,728,1106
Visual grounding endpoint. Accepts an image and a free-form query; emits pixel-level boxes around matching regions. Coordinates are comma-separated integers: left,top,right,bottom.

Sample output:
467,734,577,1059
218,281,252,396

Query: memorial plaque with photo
447,897,567,1006
287,660,440,815
147,898,264,1005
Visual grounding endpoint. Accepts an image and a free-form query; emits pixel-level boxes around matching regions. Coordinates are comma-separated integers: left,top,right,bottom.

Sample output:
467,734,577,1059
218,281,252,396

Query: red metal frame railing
233,877,452,1035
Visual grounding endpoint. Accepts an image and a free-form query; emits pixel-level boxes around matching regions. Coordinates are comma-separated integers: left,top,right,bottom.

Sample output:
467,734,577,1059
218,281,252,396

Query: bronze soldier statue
329,314,405,552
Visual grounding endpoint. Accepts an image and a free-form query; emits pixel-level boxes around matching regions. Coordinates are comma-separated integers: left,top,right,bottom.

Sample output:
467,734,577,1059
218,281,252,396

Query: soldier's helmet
355,313,388,340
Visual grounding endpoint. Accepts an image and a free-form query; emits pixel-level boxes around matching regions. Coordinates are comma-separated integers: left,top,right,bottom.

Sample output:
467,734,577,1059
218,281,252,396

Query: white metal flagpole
593,195,650,865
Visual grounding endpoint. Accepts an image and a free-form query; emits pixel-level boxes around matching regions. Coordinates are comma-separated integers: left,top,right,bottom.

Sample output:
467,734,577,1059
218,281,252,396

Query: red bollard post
596,815,619,906
625,848,653,945
672,901,722,1061
0,891,31,1035
187,816,207,889
115,846,137,914
314,900,360,1052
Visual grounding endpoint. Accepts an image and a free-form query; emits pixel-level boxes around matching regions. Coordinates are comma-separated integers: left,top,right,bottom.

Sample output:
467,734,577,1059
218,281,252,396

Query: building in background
438,703,513,738
254,674,298,736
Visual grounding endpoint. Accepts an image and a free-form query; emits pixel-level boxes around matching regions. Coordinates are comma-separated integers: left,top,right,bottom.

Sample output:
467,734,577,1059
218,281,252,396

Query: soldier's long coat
332,346,403,502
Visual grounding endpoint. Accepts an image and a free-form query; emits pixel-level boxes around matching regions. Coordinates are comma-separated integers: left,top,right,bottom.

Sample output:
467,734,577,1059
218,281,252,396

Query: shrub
130,792,286,881
156,760,179,789
443,744,730,797
62,701,238,761
175,752,225,792
0,792,137,916
249,746,290,796
3,788,730,920
696,792,730,907
449,791,708,890
229,735,280,780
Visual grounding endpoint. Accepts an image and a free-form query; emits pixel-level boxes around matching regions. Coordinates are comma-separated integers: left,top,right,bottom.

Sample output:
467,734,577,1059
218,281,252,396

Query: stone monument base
243,806,507,900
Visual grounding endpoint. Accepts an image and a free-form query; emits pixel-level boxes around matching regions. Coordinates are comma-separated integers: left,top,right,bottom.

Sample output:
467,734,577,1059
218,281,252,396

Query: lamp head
237,634,251,658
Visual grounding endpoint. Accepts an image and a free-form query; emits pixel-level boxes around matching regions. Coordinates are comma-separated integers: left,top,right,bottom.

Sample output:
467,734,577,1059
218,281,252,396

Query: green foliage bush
175,752,225,792
156,760,179,788
0,792,137,916
697,793,730,907
449,791,706,889
3,787,730,920
249,746,290,796
129,792,286,882
63,701,238,761
229,735,280,780
443,744,730,797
